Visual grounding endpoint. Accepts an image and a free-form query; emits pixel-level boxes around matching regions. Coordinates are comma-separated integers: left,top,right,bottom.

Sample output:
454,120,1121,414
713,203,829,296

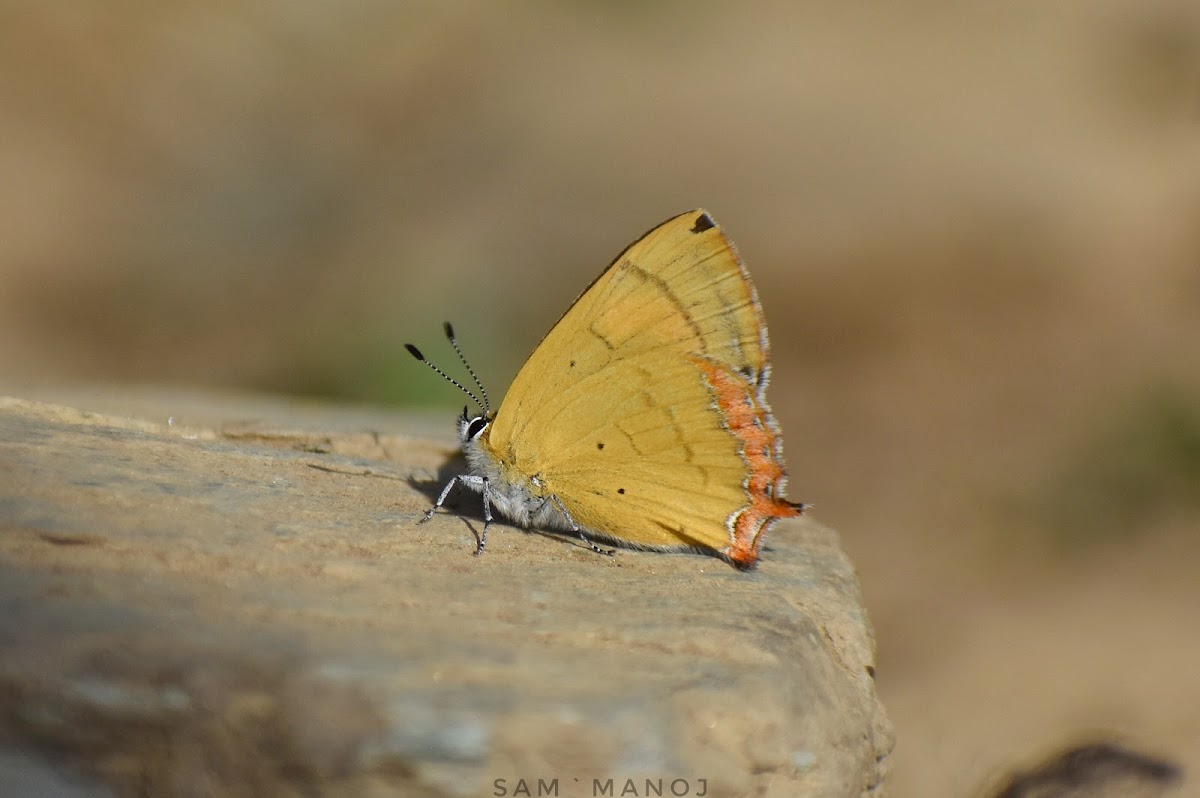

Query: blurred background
2,1,1199,794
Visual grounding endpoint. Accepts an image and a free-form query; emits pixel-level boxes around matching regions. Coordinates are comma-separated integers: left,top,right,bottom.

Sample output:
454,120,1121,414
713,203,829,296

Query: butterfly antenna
404,343,486,415
442,321,491,415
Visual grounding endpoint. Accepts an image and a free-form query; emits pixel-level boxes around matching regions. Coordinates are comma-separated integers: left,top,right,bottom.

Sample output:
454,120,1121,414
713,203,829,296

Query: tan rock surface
0,393,891,797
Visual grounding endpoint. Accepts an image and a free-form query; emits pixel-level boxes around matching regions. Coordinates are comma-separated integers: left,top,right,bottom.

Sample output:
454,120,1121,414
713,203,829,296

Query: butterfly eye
466,417,488,440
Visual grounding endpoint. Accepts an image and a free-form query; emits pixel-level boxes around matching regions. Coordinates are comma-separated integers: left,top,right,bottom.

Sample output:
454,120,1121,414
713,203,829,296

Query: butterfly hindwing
482,210,799,566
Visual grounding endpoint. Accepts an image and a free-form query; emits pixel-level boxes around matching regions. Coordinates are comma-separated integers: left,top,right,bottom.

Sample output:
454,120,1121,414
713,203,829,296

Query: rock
0,393,892,797
987,742,1182,798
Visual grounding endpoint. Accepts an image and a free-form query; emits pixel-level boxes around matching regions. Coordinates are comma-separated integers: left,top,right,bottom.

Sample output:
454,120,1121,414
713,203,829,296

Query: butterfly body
458,412,559,530
410,210,804,570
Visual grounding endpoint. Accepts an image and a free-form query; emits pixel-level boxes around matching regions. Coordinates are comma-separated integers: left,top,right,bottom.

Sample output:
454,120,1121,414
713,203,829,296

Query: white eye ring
466,417,488,440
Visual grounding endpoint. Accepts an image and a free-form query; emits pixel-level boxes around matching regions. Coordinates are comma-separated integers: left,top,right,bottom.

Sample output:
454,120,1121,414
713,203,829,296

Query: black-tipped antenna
405,343,486,415
442,321,490,414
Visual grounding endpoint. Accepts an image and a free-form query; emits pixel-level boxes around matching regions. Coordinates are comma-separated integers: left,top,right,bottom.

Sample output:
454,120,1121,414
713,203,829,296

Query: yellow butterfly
406,209,804,569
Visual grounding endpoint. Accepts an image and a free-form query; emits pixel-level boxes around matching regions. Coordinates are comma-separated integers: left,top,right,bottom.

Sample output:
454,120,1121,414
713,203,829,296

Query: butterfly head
457,405,493,446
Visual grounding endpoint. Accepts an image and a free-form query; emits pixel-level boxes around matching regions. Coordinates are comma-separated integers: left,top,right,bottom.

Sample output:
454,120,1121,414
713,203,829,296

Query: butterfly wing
486,209,800,568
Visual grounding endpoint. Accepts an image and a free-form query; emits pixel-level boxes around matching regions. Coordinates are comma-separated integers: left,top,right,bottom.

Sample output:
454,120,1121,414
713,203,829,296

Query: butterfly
406,209,804,569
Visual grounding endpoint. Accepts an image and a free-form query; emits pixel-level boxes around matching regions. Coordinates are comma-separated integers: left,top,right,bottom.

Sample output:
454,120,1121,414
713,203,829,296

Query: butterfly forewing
483,210,796,564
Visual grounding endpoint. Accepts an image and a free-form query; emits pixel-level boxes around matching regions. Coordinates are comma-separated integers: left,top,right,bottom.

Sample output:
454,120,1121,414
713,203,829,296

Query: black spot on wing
690,212,716,233
618,488,626,494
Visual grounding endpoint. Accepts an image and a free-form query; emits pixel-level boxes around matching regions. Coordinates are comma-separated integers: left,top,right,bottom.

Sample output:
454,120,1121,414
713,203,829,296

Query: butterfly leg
419,475,468,523
550,495,614,557
476,476,493,556
420,474,492,556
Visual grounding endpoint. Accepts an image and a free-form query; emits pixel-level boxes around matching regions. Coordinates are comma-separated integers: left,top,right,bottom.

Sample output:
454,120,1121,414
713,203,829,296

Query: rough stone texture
0,392,892,798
